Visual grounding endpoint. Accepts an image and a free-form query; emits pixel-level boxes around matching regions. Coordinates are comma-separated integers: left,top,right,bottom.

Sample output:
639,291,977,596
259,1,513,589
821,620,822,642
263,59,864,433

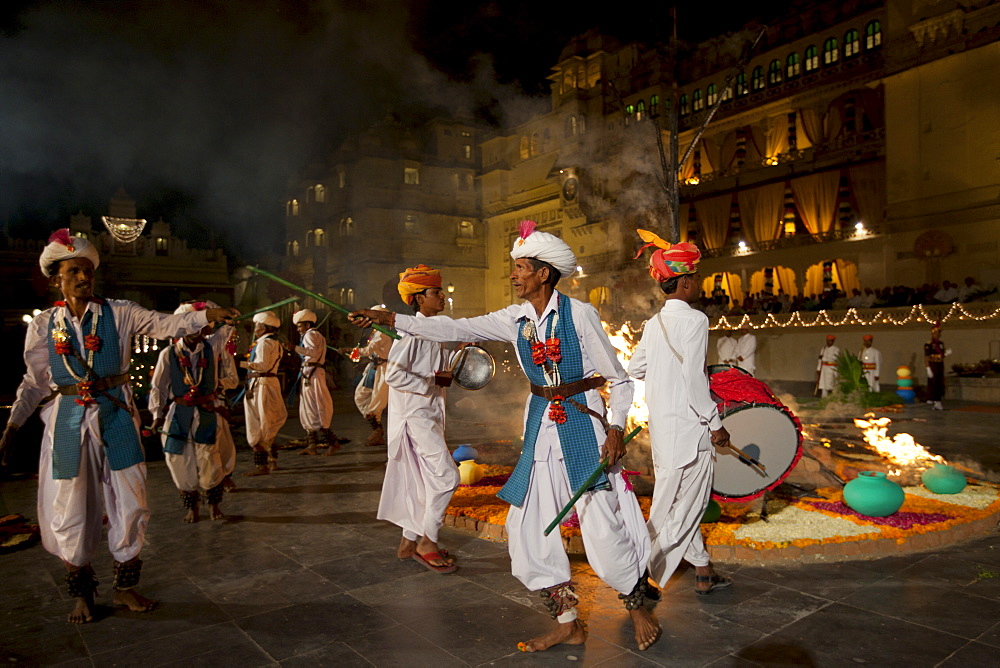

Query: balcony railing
702,224,880,258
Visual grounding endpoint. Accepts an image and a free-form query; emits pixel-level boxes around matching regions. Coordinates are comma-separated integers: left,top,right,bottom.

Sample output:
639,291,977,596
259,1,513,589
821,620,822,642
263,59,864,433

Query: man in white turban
0,229,238,623
240,310,287,475
349,220,659,653
149,301,240,522
347,305,393,447
287,309,338,455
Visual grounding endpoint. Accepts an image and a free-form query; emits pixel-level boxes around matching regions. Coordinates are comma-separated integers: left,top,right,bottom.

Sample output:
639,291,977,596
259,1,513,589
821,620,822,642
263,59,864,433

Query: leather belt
862,363,876,370
822,362,836,366
173,392,217,407
530,376,606,401
56,373,129,396
248,372,278,378
927,355,943,362
304,362,322,367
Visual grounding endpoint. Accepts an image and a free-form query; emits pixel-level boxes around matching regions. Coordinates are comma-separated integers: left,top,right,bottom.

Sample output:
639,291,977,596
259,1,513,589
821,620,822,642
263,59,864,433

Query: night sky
0,0,794,261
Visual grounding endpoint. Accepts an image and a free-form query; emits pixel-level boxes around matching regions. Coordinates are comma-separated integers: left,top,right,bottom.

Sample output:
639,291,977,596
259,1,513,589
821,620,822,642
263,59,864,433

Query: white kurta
716,335,737,365
212,327,240,476
353,330,392,417
294,328,333,431
817,345,840,392
243,334,287,448
393,292,649,595
735,332,757,375
628,299,723,586
860,346,882,392
377,313,459,543
11,300,208,566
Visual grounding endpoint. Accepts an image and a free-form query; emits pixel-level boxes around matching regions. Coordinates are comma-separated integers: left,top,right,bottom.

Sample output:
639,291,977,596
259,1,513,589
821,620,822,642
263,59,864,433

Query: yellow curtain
701,136,717,174
849,162,885,228
750,267,799,297
679,203,691,242
764,115,788,160
798,107,825,147
589,286,610,307
738,182,786,246
694,194,733,250
804,264,825,297
702,272,744,305
792,171,841,237
678,142,696,181
835,260,860,294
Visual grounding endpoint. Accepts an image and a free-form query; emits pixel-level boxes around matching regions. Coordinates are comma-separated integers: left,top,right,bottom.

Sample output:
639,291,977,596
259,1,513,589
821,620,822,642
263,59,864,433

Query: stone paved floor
2,390,1000,666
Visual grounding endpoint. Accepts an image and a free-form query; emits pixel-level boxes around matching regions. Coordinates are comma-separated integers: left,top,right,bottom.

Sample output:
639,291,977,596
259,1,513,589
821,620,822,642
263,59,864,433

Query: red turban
634,229,700,282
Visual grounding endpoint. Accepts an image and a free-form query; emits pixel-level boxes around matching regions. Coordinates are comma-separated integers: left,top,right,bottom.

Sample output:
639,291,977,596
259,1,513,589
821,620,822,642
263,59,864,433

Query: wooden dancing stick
246,266,401,340
724,442,767,473
232,297,300,322
543,426,643,536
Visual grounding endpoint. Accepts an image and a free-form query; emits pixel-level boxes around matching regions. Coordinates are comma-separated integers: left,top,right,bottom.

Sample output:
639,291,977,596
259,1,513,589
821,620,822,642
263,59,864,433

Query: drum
449,344,495,391
709,367,802,502
712,403,801,501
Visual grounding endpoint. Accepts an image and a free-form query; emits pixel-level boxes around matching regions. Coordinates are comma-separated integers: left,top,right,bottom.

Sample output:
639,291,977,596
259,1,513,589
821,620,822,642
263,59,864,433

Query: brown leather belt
862,363,876,370
248,372,278,378
56,373,129,396
530,376,606,401
927,355,943,363
304,362,322,367
173,392,217,407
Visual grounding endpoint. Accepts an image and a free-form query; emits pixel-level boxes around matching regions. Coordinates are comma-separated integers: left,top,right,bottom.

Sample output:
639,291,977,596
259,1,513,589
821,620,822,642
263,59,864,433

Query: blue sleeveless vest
47,301,144,479
498,292,606,507
164,341,217,455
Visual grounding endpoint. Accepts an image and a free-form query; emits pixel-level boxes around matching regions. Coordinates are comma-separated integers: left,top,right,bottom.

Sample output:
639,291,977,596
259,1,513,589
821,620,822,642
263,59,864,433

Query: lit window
287,199,299,216
706,84,717,106
650,95,659,117
579,115,586,134
314,184,326,203
458,221,475,238
722,83,733,102
636,100,646,121
692,89,704,112
751,66,764,91
337,168,346,188
823,38,839,65
290,240,299,257
735,73,748,97
786,53,801,78
530,133,540,156
340,217,354,236
155,237,167,256
461,130,471,137
805,45,819,72
463,144,471,159
768,59,782,85
844,29,860,58
404,167,420,185
314,228,324,246
519,136,529,160
346,289,354,306
679,94,689,116
865,20,882,50
305,230,314,247
567,115,577,137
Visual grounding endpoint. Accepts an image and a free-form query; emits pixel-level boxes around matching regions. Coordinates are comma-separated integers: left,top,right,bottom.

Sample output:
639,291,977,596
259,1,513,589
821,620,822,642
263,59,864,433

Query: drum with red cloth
708,366,803,502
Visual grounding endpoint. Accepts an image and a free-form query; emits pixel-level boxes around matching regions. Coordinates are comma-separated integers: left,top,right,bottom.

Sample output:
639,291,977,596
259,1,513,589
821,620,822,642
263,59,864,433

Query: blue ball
452,444,479,462
895,388,916,403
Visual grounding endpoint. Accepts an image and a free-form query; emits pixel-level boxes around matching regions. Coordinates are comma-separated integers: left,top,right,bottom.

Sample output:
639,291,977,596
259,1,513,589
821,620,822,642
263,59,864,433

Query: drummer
627,229,734,596
377,264,460,573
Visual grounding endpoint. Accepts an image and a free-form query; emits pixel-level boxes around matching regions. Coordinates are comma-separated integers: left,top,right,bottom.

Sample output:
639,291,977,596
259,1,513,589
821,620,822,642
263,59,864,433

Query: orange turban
397,264,441,305
634,229,700,282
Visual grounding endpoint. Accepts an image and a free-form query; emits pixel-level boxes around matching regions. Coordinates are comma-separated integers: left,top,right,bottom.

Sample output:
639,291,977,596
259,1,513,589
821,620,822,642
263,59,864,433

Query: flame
602,321,648,429
853,413,944,474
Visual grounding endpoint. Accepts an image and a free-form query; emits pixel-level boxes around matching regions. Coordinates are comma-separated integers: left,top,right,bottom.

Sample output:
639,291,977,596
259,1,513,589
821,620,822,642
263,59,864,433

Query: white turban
173,300,219,315
39,229,100,277
292,309,317,324
509,220,576,278
253,311,280,328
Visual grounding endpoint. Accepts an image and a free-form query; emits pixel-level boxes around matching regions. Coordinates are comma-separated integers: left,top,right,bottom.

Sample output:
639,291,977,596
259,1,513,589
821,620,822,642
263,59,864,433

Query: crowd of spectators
701,276,997,317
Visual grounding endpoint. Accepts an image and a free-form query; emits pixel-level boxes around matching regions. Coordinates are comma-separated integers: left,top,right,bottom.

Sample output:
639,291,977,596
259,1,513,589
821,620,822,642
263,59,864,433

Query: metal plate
449,345,495,391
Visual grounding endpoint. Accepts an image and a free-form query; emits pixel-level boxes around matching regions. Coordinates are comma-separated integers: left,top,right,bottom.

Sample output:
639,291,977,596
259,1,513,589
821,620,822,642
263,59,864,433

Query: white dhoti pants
864,371,880,393
506,447,650,597
37,402,148,566
217,418,236,476
299,367,333,431
165,442,225,492
245,377,287,447
647,450,714,586
377,427,459,543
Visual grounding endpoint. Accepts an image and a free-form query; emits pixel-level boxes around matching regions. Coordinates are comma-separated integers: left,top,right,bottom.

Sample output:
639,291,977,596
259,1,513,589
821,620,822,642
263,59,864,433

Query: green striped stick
247,266,400,340
233,296,300,322
543,426,643,536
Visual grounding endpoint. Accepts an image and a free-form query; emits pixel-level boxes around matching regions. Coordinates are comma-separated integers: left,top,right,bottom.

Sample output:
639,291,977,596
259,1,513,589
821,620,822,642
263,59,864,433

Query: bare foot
113,588,157,612
518,619,587,652
222,476,236,491
630,607,661,651
243,466,270,477
67,595,94,624
183,507,199,523
323,444,340,456
397,537,417,560
299,447,318,456
209,504,224,520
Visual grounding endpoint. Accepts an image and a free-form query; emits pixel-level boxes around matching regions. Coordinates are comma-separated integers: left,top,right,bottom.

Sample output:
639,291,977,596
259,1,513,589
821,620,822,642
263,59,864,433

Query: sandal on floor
412,551,457,574
695,574,733,596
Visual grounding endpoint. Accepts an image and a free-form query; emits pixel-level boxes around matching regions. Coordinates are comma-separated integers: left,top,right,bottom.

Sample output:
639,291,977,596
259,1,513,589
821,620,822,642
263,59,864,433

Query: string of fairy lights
710,302,1000,331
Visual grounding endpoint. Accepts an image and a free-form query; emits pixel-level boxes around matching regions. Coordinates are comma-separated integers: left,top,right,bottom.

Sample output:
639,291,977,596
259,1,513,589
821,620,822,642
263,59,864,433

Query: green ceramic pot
921,464,967,494
701,499,722,523
843,471,904,517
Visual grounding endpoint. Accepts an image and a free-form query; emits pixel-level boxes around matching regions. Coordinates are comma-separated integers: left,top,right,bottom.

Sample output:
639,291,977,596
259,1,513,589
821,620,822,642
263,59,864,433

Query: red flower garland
531,341,546,365
548,395,567,424
54,340,72,355
179,357,192,368
83,335,101,352
545,337,561,363
197,357,208,368
74,381,95,407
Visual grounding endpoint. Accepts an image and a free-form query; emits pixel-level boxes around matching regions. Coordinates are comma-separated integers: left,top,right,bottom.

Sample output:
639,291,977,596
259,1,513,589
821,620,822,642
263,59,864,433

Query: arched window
314,184,326,203
290,240,299,257
786,52,801,79
804,45,819,72
579,115,587,134
768,59,782,85
305,230,314,247
735,72,748,97
692,89,704,112
721,83,732,102
865,20,882,50
823,38,839,65
519,136,529,160
340,217,355,236
650,95,659,117
636,100,646,121
751,66,765,91
529,132,540,156
679,94,689,116
314,228,324,246
706,84,718,106
346,289,355,306
306,186,314,203
566,115,577,137
457,220,475,238
287,199,299,216
843,29,860,58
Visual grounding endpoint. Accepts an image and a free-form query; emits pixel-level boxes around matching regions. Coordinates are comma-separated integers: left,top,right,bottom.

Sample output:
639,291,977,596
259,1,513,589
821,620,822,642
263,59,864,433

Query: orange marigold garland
548,395,567,424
